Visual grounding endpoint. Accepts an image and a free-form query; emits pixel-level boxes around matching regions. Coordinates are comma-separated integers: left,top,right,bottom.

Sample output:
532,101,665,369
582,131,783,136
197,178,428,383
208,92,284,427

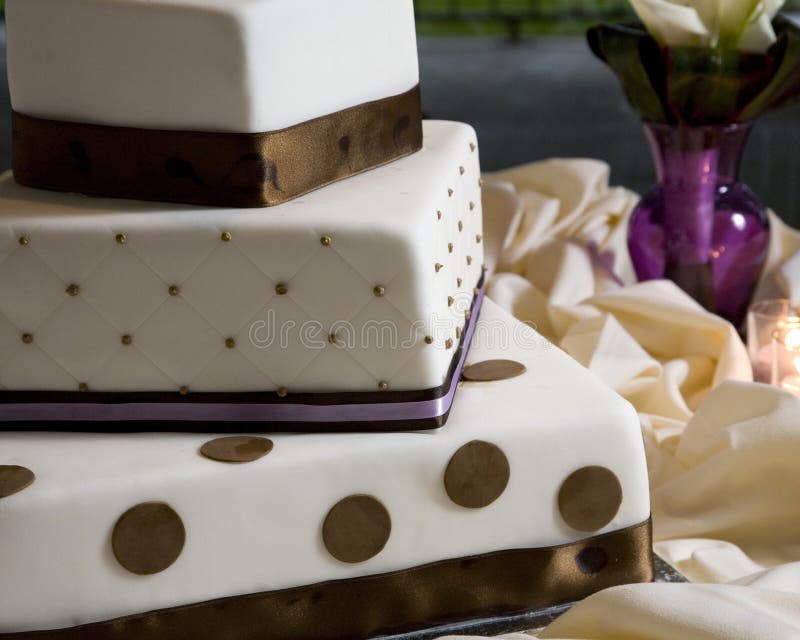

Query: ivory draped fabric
446,159,800,639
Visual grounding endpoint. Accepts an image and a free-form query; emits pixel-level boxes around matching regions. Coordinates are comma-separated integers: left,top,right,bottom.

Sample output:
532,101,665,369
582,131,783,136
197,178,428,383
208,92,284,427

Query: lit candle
773,322,800,395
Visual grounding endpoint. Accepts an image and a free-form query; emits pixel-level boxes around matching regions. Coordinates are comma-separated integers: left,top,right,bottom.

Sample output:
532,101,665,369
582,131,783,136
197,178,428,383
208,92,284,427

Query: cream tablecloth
446,159,800,639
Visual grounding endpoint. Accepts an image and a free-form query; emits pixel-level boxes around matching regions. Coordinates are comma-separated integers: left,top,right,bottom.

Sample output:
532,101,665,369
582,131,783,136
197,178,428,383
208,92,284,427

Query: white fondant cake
0,121,483,394
0,300,651,633
6,0,419,133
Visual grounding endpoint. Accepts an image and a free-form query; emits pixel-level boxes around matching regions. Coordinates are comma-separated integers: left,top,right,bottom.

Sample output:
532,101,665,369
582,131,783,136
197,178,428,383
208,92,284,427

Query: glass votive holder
772,319,800,394
747,299,800,383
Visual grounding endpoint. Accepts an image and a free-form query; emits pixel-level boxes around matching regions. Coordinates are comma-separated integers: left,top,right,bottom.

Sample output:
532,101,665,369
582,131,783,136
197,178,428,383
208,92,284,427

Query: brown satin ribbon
12,86,423,208
2,519,653,640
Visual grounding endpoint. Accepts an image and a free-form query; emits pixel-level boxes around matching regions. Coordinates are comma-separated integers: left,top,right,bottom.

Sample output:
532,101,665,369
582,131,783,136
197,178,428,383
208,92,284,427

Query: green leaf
664,46,773,124
587,23,671,123
740,16,800,119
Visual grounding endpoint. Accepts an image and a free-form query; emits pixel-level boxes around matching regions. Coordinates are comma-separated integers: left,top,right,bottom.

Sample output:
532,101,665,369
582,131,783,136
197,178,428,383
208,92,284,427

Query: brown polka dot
448,188,454,197
373,285,385,297
445,440,510,509
436,210,443,220
462,360,526,382
78,383,89,392
168,285,180,297
21,333,33,344
424,335,434,345
576,546,609,574
0,465,35,499
121,335,133,346
115,233,127,245
200,436,274,464
18,235,30,246
378,381,389,391
275,283,289,296
179,386,189,396
112,502,185,575
459,166,465,175
320,236,332,247
323,495,391,564
558,466,622,532
277,387,289,398
66,284,80,297
225,337,236,349
220,231,233,242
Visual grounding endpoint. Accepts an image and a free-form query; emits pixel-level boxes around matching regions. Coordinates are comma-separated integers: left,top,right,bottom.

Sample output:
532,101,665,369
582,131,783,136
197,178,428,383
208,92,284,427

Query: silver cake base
374,555,685,639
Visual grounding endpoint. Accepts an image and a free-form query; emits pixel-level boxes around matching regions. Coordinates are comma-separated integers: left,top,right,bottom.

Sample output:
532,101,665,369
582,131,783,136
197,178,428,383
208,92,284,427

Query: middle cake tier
0,121,484,430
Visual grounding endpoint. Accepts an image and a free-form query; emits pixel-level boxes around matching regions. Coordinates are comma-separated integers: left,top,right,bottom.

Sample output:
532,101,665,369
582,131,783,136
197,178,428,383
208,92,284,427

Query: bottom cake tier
0,299,653,639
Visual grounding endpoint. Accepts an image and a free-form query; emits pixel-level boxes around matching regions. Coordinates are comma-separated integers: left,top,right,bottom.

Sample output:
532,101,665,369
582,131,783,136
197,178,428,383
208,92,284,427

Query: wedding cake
0,0,654,638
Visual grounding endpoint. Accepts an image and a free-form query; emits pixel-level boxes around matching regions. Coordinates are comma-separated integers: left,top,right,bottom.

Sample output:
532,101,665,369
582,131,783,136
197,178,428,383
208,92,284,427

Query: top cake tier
6,0,423,208
7,0,419,133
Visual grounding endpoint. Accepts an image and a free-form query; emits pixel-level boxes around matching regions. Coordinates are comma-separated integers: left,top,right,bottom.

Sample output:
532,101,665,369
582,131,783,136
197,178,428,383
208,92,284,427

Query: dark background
1,10,799,225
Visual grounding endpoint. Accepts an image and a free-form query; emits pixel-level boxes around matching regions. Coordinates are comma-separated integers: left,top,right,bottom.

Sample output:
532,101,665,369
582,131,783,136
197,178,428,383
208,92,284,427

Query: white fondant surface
0,300,651,633
6,0,419,132
0,121,483,393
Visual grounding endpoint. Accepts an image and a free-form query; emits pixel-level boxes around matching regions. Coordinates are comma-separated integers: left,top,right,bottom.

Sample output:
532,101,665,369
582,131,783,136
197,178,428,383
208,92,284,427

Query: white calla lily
628,0,786,51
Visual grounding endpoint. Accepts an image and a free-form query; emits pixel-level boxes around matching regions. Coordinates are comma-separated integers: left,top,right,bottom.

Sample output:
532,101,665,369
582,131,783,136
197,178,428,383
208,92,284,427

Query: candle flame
786,328,800,351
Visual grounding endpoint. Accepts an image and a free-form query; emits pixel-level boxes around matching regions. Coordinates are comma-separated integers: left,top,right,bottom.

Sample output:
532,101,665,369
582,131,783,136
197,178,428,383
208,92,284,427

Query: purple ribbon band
0,284,486,424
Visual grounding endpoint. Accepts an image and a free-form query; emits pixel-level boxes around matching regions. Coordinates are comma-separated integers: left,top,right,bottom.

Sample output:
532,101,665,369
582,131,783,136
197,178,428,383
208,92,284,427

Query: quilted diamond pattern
135,298,223,385
0,247,65,330
35,298,121,381
0,122,485,394
31,227,114,283
82,248,168,331
182,245,275,335
127,224,219,284
289,247,375,328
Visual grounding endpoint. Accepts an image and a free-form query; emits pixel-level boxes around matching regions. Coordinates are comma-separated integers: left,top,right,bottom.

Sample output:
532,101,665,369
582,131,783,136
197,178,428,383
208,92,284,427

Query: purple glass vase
628,122,770,329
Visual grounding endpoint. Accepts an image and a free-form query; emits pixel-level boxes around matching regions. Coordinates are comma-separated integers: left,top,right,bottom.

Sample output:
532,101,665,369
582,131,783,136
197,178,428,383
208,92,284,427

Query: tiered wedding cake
0,1,654,638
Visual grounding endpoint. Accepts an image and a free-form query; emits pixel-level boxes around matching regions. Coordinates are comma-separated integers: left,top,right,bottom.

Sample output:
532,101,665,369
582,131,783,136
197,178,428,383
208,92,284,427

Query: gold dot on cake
435,263,444,273
470,142,477,152
445,338,454,349
437,210,443,220
0,465,35,499
445,440,510,509
115,233,127,245
322,495,391,564
447,296,455,307
328,332,340,346
458,221,463,232
277,387,288,398
476,234,483,244
457,277,463,287
18,235,30,246
378,381,389,391
576,546,609,574
65,284,80,297
220,231,232,242
179,386,189,396
558,466,623,532
479,177,485,187
424,335,434,345
168,285,180,297
448,188,454,197
112,502,186,575
121,335,133,346
456,326,462,339
459,166,465,175
320,235,333,247
470,202,476,211
21,333,33,345
275,283,289,296
225,337,236,349
466,256,473,266
473,287,480,296
462,359,526,382
373,285,385,297
200,436,274,464
465,310,472,321
448,243,454,254
78,383,89,392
